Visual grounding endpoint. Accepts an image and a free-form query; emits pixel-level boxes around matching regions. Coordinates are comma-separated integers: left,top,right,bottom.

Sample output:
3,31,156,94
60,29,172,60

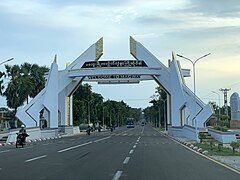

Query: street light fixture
176,53,211,141
0,58,14,66
212,91,221,120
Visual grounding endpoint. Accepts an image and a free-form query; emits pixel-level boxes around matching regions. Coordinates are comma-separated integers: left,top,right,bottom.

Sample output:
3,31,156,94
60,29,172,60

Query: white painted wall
208,128,237,143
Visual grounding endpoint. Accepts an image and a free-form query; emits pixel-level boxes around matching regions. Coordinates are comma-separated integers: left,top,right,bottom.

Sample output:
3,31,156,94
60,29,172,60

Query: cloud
0,0,240,108
186,0,240,17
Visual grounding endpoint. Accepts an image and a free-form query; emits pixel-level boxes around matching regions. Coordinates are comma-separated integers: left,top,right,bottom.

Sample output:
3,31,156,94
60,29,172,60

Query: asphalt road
0,125,239,180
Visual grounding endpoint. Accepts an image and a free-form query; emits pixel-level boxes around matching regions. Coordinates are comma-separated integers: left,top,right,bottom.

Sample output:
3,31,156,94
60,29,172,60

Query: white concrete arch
16,37,213,140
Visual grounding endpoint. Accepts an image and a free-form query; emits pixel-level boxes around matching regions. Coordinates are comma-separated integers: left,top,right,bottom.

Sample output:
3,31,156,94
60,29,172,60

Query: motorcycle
86,128,91,136
16,133,29,148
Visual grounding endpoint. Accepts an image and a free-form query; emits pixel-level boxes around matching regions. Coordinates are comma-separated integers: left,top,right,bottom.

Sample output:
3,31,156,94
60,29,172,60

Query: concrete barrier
208,128,237,143
168,125,198,141
41,129,58,138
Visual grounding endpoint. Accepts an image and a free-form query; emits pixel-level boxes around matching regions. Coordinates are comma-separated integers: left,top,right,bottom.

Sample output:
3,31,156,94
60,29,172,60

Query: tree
3,64,25,114
73,83,142,127
72,84,104,126
28,64,48,98
0,71,5,95
2,63,49,116
145,86,168,128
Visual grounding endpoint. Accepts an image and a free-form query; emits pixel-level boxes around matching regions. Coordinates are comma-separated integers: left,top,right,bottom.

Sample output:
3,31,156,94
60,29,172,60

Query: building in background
230,92,240,128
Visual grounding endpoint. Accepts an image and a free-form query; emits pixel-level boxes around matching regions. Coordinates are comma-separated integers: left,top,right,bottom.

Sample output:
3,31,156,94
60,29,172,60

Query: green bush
230,141,240,154
213,126,228,132
198,132,207,143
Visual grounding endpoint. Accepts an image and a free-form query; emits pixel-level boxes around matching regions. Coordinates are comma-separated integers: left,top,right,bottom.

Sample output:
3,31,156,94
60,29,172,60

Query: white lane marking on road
133,145,136,148
58,141,93,153
129,149,134,154
69,138,75,141
112,171,122,180
0,150,10,154
135,142,138,145
94,136,111,143
123,133,127,136
123,157,130,164
137,139,139,142
42,143,51,146
25,155,47,162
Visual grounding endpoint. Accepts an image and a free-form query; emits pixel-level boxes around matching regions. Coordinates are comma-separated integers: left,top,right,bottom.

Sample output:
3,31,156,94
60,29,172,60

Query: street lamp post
109,109,115,127
161,98,167,131
176,53,211,141
212,91,221,120
83,99,92,124
102,106,105,129
0,58,14,66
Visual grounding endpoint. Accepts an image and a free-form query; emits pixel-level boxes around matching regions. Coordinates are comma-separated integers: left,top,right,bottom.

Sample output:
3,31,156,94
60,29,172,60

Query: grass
194,143,240,156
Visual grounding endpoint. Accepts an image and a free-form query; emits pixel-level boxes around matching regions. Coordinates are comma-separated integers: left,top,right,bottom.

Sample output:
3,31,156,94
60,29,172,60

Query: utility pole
219,88,231,116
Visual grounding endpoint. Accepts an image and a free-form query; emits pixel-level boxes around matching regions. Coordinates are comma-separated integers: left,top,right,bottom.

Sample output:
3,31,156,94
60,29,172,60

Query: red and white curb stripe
0,136,62,147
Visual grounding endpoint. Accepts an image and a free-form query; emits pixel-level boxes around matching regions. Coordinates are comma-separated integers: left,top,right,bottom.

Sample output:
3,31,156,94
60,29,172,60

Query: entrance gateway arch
16,37,213,140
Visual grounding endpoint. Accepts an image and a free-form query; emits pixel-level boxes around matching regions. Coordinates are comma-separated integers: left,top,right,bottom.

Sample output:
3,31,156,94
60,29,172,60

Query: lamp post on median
212,91,221,120
82,99,92,124
176,53,211,141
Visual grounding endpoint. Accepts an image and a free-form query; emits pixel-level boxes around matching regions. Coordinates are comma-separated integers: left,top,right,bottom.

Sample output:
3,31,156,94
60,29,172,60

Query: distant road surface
0,125,239,180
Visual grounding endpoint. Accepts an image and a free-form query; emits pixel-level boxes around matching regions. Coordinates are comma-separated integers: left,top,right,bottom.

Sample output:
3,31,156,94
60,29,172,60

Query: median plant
213,126,228,132
198,132,207,143
230,141,240,154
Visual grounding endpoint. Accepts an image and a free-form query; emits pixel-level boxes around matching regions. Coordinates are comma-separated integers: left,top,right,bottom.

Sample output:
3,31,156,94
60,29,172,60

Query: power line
219,88,231,116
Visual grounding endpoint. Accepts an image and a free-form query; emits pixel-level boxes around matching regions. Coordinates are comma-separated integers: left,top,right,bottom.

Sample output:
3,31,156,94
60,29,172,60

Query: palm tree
3,63,49,118
29,64,48,98
0,71,5,95
3,64,24,114
20,62,33,104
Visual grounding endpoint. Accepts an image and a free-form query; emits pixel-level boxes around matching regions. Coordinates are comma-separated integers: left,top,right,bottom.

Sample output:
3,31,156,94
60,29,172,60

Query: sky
0,0,240,109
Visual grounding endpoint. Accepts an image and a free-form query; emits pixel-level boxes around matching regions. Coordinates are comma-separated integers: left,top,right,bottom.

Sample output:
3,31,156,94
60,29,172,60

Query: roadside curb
0,135,62,147
153,128,208,154
0,129,106,147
